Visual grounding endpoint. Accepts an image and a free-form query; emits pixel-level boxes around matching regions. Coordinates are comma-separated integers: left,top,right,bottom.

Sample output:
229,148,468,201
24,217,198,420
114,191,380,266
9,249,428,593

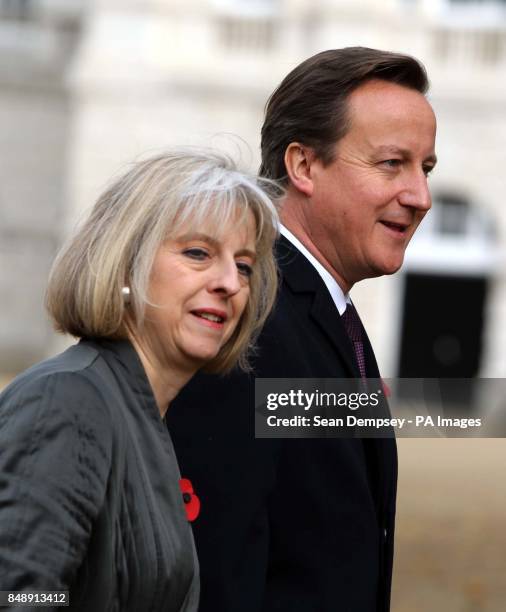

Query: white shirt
280,225,351,316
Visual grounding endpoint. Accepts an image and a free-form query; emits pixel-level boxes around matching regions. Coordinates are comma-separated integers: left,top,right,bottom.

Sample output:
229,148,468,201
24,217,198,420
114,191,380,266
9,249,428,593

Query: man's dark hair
260,47,429,184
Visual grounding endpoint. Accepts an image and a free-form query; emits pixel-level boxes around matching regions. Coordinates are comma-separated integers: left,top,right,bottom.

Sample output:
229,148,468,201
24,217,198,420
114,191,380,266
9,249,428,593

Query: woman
0,149,279,610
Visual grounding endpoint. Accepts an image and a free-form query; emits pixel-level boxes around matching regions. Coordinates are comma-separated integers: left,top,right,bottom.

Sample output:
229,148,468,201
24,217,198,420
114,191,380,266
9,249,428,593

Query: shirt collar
280,224,351,315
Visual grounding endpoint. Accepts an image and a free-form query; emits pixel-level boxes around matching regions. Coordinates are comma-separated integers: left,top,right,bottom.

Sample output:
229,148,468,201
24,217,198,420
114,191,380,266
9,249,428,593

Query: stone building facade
1,0,506,378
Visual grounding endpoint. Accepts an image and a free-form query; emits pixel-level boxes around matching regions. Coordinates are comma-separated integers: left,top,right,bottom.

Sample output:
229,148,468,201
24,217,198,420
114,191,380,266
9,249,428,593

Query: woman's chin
181,344,221,368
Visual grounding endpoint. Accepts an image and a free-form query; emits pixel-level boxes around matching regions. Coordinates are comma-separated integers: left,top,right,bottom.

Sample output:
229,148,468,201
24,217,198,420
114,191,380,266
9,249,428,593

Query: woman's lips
191,309,227,329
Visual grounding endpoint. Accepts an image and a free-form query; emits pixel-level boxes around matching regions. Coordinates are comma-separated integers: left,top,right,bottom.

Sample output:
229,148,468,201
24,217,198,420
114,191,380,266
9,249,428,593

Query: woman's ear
284,143,314,197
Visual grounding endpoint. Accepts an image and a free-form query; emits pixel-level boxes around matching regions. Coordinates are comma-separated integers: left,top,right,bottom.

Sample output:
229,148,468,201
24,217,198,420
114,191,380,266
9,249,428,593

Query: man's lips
379,220,410,234
190,308,228,328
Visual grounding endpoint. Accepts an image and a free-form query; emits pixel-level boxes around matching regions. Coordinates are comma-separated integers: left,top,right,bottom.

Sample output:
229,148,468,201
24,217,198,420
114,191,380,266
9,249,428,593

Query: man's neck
281,204,352,294
280,224,350,315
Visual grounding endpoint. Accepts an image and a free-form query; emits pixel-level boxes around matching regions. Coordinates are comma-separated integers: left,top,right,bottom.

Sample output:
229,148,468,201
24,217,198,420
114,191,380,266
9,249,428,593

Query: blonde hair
46,148,281,372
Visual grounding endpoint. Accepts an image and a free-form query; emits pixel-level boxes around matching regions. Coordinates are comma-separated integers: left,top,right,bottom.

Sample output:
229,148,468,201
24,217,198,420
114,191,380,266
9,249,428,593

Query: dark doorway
397,272,487,407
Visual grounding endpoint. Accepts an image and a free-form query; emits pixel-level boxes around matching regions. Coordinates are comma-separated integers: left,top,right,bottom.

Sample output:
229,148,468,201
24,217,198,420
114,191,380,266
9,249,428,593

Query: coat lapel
310,290,361,378
276,236,398,569
276,236,360,379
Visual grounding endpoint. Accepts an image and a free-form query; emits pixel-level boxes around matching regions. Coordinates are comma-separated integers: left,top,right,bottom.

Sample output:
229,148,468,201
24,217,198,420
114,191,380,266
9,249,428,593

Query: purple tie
341,303,367,379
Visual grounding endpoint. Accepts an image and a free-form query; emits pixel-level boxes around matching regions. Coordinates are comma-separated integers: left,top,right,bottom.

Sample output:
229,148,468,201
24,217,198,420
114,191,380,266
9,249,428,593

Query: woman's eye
236,262,253,278
183,248,209,261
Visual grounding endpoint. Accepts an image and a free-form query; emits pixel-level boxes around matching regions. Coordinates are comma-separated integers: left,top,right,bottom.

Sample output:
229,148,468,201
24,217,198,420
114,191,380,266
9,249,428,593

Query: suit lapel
355,307,381,379
310,290,361,378
354,301,398,530
276,236,398,538
276,236,359,378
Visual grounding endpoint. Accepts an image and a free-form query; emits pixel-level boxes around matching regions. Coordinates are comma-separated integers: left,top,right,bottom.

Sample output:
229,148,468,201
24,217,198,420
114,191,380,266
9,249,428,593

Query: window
436,193,469,236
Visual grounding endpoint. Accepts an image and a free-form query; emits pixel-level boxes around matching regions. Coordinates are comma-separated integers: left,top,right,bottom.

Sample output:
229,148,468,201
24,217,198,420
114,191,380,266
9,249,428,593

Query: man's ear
284,143,314,197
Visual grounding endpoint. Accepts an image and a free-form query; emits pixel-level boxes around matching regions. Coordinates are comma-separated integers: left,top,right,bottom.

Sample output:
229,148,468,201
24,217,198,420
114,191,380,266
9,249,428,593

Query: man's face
301,78,437,290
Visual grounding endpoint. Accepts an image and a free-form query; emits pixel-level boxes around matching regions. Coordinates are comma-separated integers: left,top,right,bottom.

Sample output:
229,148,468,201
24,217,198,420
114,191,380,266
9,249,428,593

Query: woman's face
141,209,256,373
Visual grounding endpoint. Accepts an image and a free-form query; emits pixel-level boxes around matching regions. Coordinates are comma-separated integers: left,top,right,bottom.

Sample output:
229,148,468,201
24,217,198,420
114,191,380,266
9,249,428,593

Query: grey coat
0,339,199,612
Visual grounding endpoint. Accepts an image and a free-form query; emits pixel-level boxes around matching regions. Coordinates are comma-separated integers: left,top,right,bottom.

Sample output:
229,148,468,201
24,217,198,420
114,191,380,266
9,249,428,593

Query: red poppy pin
179,478,200,522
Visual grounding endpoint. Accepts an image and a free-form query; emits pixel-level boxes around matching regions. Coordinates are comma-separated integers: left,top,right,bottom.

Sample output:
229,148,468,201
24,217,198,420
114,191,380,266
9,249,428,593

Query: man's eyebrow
425,153,438,166
374,145,437,165
374,145,408,157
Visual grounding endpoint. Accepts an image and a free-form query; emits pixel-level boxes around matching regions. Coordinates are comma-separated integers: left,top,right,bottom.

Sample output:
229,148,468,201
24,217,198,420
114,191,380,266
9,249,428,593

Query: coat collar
82,337,163,422
276,235,361,378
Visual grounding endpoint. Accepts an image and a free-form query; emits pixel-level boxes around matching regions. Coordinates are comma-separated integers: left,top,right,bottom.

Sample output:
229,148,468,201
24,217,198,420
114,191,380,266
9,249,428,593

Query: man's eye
383,159,401,168
183,248,209,261
236,262,253,278
423,165,435,177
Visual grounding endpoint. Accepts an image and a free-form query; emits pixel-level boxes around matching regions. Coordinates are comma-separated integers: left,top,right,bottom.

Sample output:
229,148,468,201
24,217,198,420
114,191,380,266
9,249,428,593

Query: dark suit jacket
167,236,397,612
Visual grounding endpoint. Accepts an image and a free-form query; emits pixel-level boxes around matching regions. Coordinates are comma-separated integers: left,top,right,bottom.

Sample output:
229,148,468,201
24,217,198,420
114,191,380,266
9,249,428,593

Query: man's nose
208,259,242,296
398,170,432,212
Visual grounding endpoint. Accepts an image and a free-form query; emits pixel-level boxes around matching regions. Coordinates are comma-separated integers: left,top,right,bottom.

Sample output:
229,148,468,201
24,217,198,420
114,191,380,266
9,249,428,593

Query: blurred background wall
1,0,506,378
1,0,506,610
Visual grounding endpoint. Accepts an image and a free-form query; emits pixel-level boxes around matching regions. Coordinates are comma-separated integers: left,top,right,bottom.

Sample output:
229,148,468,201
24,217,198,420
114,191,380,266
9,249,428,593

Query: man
167,47,437,611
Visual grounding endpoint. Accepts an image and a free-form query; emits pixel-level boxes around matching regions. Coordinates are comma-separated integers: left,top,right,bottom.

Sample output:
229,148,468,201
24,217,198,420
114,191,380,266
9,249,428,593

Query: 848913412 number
0,591,69,607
